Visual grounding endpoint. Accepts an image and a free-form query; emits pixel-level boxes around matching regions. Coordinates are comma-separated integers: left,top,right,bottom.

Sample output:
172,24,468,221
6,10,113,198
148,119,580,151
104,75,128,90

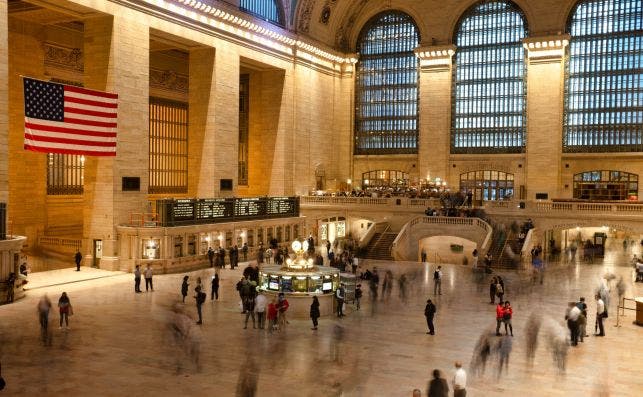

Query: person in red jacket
503,301,514,336
267,298,278,333
495,300,505,336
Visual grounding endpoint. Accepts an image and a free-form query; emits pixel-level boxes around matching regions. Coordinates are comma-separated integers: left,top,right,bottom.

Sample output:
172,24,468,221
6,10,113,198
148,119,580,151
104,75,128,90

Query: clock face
292,240,302,252
302,240,309,251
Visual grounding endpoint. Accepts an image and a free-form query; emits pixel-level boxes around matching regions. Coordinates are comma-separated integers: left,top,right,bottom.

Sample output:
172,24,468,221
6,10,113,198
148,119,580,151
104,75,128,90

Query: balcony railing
300,195,441,209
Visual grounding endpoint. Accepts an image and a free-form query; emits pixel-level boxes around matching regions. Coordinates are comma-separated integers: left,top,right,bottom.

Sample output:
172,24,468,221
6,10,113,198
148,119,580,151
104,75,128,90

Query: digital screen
173,199,195,221
234,198,263,218
267,197,296,215
157,197,299,226
322,282,332,291
197,199,233,220
269,281,279,290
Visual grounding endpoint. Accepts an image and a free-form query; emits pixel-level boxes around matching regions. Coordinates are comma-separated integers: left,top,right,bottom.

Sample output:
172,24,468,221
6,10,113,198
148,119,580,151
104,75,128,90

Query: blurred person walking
433,266,443,295
38,294,52,345
255,291,267,329
427,369,449,397
194,286,205,324
211,273,219,301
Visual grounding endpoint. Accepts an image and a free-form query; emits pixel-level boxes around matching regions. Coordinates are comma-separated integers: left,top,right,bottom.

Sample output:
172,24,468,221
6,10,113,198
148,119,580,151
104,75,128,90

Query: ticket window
276,226,283,243
247,230,254,247
174,236,183,257
187,235,196,256
143,239,160,259
309,276,323,293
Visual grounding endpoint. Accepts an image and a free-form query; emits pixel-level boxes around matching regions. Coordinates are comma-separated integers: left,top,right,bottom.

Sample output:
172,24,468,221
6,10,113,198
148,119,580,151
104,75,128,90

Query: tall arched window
240,0,284,27
452,1,527,154
564,0,642,152
354,11,419,155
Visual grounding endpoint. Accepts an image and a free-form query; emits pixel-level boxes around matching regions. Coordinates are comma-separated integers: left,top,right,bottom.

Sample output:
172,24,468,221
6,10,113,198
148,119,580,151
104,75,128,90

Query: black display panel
155,197,299,226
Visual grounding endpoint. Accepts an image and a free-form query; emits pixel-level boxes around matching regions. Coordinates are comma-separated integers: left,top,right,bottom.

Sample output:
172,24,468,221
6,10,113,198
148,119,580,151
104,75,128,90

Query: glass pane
355,12,419,154
563,0,643,152
452,1,527,154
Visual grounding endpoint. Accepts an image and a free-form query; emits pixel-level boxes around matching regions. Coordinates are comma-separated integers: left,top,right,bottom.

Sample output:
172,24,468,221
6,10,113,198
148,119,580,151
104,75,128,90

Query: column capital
522,34,571,63
414,45,456,71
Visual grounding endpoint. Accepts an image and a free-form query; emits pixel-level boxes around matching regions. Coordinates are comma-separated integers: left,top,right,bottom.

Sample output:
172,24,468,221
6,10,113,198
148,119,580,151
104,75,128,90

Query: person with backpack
433,266,443,295
354,284,363,310
502,301,514,336
194,285,205,325
243,291,256,329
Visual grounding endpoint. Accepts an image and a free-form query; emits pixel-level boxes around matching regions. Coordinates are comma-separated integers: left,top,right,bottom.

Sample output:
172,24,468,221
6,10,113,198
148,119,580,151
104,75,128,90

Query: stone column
213,46,239,197
415,46,456,186
523,36,570,200
83,15,150,270
188,47,216,197
0,0,8,205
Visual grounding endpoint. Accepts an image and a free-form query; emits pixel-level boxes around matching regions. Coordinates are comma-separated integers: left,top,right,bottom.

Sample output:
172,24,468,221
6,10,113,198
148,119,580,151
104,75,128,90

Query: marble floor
1,241,642,396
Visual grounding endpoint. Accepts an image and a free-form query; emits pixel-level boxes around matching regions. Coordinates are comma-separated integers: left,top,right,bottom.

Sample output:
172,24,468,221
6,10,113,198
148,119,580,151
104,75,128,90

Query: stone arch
337,2,426,52
447,0,535,44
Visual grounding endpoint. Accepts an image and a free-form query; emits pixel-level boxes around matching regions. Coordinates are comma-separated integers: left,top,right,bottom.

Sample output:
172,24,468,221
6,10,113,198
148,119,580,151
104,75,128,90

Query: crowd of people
6,230,631,396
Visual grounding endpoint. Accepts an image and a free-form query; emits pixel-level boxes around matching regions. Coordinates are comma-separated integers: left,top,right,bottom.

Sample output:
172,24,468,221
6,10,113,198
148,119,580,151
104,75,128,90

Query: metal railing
615,297,640,327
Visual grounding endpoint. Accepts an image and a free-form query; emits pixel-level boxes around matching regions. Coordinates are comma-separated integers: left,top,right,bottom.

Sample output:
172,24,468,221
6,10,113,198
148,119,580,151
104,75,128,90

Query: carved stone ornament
297,0,315,32
43,43,83,72
149,69,189,94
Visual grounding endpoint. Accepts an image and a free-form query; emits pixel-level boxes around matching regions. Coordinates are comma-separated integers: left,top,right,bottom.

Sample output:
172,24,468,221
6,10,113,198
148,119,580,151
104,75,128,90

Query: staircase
363,232,397,260
489,230,524,269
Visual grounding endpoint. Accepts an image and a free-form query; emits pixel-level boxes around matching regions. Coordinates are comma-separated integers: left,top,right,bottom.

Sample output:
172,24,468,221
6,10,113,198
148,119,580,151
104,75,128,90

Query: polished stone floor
1,240,642,396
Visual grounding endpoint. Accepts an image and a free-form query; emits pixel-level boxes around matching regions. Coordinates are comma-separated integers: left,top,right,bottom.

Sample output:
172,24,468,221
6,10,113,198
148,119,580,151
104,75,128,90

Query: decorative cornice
149,68,189,94
414,45,456,72
523,34,570,63
43,43,83,72
166,0,354,70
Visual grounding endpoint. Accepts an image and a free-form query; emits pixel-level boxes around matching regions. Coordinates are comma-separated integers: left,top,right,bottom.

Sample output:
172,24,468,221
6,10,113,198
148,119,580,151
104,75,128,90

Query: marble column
0,0,8,205
83,15,150,270
213,46,239,197
523,36,570,201
415,46,456,186
188,47,216,197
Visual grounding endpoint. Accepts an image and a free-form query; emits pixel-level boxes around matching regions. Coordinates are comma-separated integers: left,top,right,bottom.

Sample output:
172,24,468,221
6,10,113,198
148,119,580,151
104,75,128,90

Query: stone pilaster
0,0,8,205
415,46,455,185
213,46,239,197
188,47,216,197
83,15,150,270
524,35,570,200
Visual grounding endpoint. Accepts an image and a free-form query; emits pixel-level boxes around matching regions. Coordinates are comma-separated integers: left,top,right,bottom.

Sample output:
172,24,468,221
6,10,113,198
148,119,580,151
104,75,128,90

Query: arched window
240,0,284,27
355,11,420,155
563,0,642,152
452,1,527,154
362,170,410,188
460,170,514,203
573,170,638,200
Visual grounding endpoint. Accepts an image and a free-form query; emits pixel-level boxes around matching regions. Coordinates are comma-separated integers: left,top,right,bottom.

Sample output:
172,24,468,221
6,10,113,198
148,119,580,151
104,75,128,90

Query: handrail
358,222,387,248
129,213,159,227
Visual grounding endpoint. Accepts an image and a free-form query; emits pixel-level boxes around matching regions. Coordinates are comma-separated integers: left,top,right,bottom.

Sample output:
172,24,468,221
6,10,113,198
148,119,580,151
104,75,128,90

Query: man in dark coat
425,299,436,335
74,250,82,271
427,369,449,397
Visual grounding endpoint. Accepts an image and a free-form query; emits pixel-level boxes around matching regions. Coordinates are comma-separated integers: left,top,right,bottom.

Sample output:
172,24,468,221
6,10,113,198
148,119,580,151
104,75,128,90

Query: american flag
23,77,118,156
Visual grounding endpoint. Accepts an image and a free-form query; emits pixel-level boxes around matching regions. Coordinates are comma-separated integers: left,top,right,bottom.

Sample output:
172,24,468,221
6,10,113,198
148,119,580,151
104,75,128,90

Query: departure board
234,198,264,218
197,198,233,221
172,199,196,222
156,197,299,226
267,197,296,215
